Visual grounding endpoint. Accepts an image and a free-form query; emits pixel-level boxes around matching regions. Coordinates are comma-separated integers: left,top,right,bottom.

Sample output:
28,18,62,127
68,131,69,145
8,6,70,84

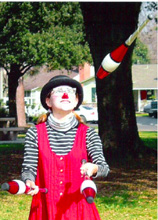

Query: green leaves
132,38,150,64
0,2,92,71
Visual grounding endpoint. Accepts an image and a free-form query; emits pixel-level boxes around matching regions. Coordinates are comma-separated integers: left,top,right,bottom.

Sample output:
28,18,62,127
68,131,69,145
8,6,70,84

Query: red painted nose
62,93,69,99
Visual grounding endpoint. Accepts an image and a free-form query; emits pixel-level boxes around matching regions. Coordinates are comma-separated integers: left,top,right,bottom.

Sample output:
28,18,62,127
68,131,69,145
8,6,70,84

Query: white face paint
46,86,78,113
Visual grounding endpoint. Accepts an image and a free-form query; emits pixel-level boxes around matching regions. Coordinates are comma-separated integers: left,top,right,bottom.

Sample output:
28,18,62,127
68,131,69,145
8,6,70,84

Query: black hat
40,75,83,110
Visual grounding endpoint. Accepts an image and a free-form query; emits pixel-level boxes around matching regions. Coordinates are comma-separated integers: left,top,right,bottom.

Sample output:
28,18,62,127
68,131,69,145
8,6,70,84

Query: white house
0,68,7,103
81,64,158,111
132,64,158,111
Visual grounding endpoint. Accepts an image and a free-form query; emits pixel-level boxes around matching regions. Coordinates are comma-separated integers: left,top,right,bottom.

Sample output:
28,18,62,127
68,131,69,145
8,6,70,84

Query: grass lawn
136,113,149,117
139,131,157,150
0,193,31,220
0,131,157,220
96,187,157,220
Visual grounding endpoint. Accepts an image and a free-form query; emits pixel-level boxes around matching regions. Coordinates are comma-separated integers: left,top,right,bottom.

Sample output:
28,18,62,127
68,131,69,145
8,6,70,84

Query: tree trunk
16,77,26,127
80,2,142,162
8,64,21,121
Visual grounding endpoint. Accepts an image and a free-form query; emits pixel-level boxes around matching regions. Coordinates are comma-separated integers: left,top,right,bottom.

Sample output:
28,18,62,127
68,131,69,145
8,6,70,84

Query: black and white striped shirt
21,114,109,183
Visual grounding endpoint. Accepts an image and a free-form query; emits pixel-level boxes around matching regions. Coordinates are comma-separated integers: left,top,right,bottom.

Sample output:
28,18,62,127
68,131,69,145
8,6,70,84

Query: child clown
21,75,109,220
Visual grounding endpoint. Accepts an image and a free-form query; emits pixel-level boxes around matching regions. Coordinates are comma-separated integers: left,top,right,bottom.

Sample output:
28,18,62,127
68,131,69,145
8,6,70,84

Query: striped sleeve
86,127,110,178
21,127,38,183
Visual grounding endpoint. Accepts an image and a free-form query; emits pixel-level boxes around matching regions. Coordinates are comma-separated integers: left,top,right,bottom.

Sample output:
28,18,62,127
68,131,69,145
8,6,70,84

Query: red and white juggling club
1,179,48,194
80,159,97,204
97,14,153,79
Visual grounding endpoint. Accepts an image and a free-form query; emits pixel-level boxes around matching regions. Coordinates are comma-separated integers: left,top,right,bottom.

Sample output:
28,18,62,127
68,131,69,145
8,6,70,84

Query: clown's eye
51,87,76,95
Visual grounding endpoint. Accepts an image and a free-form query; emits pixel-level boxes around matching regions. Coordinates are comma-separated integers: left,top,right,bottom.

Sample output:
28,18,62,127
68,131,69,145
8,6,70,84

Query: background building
0,64,157,116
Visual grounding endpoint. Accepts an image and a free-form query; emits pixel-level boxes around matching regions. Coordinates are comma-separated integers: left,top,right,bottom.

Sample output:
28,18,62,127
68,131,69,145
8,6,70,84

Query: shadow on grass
94,149,157,212
95,165,157,218
0,144,24,184
0,143,157,194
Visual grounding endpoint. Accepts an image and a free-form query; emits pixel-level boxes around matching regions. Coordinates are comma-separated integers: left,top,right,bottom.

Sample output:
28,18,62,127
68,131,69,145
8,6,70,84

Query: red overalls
29,122,101,220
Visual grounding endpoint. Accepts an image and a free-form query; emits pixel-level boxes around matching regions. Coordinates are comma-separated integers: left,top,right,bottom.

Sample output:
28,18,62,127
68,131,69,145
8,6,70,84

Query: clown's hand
80,162,98,177
26,180,39,196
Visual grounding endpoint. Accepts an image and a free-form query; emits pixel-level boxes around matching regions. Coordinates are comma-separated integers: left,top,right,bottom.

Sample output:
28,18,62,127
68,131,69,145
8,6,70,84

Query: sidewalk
0,138,25,144
136,116,157,131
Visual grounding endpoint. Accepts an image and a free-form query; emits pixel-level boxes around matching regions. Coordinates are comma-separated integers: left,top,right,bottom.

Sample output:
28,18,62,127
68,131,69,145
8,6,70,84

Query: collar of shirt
47,113,79,132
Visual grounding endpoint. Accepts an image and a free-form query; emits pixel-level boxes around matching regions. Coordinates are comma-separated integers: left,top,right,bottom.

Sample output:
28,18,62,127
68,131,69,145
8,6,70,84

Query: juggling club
1,179,48,195
80,159,97,204
97,14,153,79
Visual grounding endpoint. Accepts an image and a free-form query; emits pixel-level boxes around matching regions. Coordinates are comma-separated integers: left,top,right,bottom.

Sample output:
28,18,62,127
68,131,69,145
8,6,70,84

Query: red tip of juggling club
1,181,19,194
97,66,110,79
82,187,96,204
110,44,128,62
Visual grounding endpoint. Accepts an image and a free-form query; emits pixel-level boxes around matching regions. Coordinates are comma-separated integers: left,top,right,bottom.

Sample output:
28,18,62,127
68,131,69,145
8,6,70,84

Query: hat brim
40,76,83,110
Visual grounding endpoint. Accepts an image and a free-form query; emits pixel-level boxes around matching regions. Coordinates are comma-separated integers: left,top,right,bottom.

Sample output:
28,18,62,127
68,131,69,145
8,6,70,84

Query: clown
21,75,109,220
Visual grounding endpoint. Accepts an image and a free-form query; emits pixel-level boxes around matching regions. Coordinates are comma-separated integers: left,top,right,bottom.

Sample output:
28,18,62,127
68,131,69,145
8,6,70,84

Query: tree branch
20,65,32,75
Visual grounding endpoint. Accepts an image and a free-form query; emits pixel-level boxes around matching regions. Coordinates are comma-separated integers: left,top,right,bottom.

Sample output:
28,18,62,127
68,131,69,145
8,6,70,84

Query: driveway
136,116,157,131
89,116,157,131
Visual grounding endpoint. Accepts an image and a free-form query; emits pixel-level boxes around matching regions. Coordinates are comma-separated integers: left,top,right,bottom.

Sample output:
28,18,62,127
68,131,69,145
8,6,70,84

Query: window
25,91,31,97
92,88,96,102
141,90,154,100
147,90,154,100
